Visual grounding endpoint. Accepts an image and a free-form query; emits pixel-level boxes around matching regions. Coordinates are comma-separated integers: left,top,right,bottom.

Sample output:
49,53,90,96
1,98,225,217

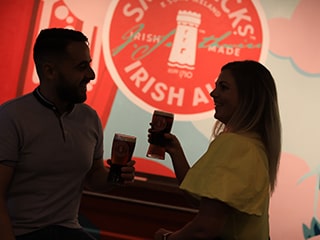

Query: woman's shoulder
217,132,260,142
213,132,264,150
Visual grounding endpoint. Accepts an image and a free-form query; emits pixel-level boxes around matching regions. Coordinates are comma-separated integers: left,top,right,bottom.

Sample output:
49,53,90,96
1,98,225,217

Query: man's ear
42,62,56,80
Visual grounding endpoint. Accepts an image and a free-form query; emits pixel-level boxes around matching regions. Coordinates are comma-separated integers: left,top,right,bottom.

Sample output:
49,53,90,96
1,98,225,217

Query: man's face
54,41,95,104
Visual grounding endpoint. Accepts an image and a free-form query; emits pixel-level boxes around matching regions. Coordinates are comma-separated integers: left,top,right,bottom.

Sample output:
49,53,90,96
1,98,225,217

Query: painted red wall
0,0,37,103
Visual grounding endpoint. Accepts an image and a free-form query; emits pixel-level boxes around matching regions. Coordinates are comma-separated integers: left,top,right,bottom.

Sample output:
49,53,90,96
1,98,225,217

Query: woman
152,60,281,240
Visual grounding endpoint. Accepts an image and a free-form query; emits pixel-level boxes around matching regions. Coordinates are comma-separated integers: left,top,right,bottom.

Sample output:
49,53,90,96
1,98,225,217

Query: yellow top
180,132,270,240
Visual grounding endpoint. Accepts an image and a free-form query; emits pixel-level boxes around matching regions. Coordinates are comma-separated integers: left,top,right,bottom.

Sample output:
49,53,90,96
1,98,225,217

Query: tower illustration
168,10,201,70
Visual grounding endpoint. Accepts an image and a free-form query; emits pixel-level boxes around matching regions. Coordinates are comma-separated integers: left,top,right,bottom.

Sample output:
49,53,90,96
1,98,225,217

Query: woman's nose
210,89,215,98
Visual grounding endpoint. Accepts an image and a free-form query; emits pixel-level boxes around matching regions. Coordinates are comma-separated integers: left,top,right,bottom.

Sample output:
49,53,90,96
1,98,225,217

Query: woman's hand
147,123,190,184
147,123,182,156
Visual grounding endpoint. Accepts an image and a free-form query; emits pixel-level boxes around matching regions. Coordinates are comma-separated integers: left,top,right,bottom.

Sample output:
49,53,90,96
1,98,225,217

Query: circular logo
113,141,130,158
153,116,167,131
103,0,268,120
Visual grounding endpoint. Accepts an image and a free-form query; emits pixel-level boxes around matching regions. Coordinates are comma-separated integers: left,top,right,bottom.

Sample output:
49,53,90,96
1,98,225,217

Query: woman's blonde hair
213,60,281,193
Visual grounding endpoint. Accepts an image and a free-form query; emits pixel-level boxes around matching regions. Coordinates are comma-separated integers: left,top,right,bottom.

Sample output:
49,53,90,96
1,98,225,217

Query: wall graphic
0,0,319,239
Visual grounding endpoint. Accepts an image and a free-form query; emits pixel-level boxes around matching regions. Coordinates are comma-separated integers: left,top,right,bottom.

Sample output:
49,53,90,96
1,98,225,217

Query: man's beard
56,78,87,104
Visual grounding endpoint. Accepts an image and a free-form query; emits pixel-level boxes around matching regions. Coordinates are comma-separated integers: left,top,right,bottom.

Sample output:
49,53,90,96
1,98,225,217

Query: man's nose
87,66,95,80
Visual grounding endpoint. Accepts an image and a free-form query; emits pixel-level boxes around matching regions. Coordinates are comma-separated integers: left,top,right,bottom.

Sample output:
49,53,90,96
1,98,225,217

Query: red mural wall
0,0,36,104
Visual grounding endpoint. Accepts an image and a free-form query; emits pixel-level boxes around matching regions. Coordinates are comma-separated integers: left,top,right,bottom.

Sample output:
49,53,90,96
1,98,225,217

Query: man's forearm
0,202,15,240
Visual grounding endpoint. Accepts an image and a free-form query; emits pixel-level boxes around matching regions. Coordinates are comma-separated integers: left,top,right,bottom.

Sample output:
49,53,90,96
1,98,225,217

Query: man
0,28,135,240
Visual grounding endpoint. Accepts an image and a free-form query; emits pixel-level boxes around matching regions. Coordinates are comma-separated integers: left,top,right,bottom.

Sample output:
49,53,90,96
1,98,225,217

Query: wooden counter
79,172,198,240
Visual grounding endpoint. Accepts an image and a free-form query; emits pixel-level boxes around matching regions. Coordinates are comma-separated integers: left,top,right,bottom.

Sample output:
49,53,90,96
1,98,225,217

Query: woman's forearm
169,146,190,184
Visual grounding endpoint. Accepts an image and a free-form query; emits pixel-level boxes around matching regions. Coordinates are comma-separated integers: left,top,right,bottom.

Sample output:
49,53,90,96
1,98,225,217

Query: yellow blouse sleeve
180,133,269,216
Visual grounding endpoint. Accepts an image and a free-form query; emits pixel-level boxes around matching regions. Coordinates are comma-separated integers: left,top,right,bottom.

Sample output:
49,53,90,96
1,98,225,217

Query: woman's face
210,69,239,124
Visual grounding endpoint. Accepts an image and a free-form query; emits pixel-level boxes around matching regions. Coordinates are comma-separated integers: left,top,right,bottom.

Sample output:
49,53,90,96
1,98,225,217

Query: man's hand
106,159,136,184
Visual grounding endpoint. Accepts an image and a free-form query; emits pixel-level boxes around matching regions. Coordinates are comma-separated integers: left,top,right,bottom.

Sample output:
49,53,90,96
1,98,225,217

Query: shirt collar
33,87,75,115
33,87,58,112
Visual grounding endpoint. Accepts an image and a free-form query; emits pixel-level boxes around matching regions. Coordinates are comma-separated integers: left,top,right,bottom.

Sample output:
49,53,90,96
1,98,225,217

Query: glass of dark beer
108,133,136,184
146,110,174,160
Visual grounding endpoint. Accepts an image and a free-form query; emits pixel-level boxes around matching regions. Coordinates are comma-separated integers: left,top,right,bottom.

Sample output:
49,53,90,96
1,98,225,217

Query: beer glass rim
114,133,136,142
154,110,174,118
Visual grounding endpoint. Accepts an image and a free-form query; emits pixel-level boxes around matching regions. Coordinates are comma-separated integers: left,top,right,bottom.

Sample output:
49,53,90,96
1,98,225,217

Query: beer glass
146,110,174,160
108,133,136,184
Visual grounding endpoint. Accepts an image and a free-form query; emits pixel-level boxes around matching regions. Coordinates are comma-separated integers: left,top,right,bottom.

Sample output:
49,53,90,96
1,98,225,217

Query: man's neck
35,87,74,115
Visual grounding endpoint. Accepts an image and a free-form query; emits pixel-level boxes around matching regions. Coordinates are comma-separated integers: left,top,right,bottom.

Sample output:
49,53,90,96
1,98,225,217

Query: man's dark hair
33,28,88,78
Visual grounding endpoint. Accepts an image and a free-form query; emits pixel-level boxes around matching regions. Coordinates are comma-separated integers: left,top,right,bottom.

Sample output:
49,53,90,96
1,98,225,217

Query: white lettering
132,32,162,43
126,65,149,88
208,46,240,56
123,4,144,22
123,0,152,22
193,87,210,106
124,62,214,108
178,70,193,79
221,0,230,13
142,77,156,93
152,83,167,101
237,24,254,37
124,60,142,72
139,0,151,10
168,87,184,106
229,8,251,29
220,0,254,37
221,0,243,13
